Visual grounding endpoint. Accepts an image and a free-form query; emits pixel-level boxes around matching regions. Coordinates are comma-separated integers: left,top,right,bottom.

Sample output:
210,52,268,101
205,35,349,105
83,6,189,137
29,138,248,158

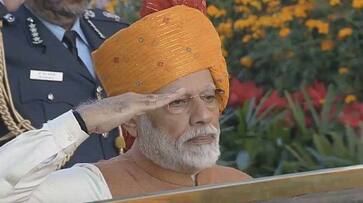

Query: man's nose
189,98,214,126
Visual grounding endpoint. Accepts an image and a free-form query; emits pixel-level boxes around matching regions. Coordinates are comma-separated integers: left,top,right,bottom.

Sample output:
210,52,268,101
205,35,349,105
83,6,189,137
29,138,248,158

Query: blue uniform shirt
40,18,96,78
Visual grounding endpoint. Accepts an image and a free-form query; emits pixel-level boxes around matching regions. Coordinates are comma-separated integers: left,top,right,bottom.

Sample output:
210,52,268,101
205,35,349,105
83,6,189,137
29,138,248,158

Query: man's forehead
156,70,215,94
164,84,216,94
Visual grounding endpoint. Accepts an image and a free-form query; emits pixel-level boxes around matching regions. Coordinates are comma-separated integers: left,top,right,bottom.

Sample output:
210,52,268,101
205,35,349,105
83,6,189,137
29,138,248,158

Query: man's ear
122,118,138,138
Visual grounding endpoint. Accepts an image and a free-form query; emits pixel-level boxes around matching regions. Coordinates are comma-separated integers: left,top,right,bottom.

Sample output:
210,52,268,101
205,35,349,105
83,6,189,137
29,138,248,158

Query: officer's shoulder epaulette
83,8,125,24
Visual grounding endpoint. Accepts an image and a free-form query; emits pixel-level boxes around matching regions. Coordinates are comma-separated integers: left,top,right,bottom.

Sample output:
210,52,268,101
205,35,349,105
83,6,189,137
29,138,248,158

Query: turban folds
92,5,229,111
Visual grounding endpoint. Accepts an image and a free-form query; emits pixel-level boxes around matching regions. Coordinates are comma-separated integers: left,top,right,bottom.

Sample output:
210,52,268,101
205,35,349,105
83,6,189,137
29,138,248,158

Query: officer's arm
0,111,89,202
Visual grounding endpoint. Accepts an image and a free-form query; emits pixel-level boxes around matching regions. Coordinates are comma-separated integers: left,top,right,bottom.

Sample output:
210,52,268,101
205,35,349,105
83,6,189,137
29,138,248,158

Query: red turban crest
140,0,207,17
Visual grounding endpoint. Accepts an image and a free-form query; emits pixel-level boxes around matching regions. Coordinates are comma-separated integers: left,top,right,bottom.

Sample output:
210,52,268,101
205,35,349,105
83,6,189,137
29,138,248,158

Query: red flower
228,78,263,106
306,81,327,108
339,103,363,128
292,91,304,104
260,91,287,113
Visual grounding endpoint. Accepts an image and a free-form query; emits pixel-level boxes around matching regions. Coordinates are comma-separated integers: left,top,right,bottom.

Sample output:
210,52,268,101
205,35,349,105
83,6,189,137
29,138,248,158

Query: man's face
26,0,89,26
136,70,222,173
3,0,25,11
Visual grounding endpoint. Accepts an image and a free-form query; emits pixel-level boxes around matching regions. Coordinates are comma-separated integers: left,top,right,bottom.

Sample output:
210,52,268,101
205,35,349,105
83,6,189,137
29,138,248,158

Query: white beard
136,115,221,174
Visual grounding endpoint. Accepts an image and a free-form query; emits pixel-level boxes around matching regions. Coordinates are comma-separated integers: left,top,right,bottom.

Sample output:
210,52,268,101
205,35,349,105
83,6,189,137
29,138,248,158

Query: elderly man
0,0,250,202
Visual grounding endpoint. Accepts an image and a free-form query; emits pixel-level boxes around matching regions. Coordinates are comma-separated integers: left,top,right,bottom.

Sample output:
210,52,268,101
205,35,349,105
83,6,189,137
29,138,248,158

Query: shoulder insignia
84,10,96,19
83,9,123,23
83,10,106,39
3,13,15,24
27,17,43,46
102,11,121,22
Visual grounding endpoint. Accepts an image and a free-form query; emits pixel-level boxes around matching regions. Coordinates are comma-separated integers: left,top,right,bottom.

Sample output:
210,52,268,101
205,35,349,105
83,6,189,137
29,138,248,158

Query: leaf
245,98,256,126
301,87,320,130
253,90,272,119
285,91,308,135
285,144,315,169
320,85,336,134
346,125,357,157
306,148,353,167
312,133,333,156
330,132,349,158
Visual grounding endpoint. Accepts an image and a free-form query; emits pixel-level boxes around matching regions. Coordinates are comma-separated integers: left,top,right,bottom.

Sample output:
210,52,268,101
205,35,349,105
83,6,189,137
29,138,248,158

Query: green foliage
220,86,363,177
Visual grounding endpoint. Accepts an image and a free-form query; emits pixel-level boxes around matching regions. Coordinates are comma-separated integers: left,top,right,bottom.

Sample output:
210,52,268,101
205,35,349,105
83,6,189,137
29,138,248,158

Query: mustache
177,125,220,146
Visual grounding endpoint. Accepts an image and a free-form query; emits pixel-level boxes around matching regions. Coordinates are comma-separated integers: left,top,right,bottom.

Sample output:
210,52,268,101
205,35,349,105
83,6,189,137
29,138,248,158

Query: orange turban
92,3,229,111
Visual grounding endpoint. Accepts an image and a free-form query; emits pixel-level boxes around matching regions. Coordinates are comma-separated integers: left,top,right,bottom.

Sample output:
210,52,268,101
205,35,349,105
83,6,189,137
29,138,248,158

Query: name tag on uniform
30,70,63,82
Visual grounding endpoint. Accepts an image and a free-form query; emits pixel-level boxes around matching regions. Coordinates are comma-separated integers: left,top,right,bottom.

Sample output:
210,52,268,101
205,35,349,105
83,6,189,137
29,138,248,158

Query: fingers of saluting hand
137,88,186,111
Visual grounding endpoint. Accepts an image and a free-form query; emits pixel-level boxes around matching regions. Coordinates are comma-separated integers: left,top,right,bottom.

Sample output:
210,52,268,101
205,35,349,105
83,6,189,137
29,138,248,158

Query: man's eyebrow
204,84,216,89
201,84,217,91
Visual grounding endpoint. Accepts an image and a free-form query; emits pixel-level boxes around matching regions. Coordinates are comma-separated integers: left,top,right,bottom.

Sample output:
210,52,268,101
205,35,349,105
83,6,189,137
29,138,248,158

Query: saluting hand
76,88,186,134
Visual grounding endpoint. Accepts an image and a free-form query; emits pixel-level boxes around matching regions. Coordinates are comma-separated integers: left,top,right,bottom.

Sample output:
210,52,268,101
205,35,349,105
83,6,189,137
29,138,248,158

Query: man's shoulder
81,8,129,39
95,155,132,172
212,165,252,180
83,8,129,27
27,164,111,202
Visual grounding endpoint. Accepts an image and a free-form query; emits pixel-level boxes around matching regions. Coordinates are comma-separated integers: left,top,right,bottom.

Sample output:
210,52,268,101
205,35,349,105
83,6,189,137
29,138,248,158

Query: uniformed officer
0,0,129,167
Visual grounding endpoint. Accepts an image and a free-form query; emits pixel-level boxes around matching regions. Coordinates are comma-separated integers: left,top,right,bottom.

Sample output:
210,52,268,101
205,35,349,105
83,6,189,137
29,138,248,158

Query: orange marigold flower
305,19,317,29
267,0,280,10
240,56,253,68
207,5,226,18
320,40,334,51
233,15,257,30
305,19,329,34
207,5,219,15
279,28,291,38
105,0,117,13
250,1,262,10
252,29,266,39
242,35,252,43
352,0,363,9
338,27,353,40
217,21,233,38
294,6,307,18
234,6,251,14
219,9,227,17
317,22,329,34
345,95,357,104
329,0,341,6
339,67,349,75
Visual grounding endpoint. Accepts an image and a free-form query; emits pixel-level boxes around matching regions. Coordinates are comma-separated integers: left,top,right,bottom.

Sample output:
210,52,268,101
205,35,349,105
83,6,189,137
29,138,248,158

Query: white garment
0,111,112,203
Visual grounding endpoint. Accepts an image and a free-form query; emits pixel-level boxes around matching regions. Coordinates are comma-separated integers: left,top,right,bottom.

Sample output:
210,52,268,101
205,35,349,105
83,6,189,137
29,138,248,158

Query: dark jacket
0,5,128,167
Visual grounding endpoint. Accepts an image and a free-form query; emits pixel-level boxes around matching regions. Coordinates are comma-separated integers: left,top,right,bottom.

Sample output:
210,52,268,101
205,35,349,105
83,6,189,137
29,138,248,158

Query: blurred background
92,0,363,178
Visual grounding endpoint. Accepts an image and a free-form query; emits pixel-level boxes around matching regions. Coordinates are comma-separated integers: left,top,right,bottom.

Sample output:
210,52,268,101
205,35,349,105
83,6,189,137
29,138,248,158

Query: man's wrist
72,110,89,134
